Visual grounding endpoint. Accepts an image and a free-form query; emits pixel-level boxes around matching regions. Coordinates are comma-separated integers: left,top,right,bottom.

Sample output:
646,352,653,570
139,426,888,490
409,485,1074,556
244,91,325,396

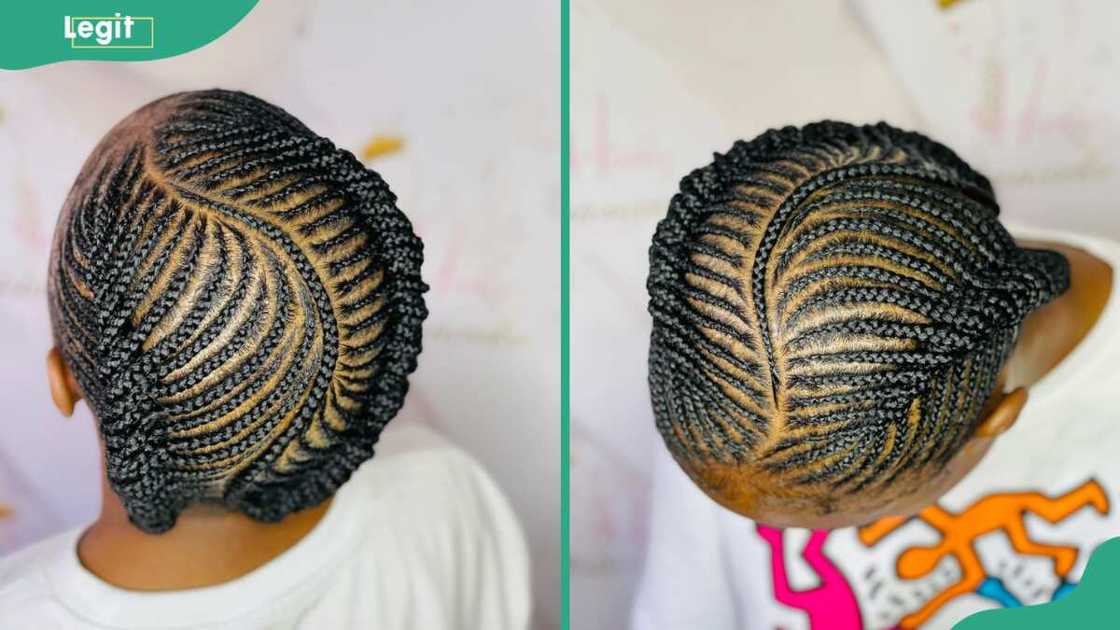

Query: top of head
47,90,428,532
647,121,1069,527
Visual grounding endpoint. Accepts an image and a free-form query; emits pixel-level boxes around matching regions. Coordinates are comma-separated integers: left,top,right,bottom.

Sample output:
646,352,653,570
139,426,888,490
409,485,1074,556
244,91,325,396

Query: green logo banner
1,1,259,70
956,536,1120,629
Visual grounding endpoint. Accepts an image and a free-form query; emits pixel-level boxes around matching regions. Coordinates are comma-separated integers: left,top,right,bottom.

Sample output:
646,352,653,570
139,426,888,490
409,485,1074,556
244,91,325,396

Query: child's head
47,90,428,533
647,122,1069,528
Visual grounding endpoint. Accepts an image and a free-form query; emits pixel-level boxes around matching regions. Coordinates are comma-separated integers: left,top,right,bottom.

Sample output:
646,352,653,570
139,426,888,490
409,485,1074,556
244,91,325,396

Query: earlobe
975,387,1028,438
46,347,81,417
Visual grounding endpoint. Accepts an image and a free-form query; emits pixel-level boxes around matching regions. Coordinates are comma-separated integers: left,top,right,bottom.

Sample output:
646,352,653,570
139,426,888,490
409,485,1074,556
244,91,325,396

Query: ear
974,387,1028,438
46,347,82,417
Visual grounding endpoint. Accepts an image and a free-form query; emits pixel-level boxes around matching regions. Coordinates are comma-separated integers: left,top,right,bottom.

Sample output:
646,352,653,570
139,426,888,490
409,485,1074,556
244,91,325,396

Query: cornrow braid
647,121,1068,515
48,90,428,532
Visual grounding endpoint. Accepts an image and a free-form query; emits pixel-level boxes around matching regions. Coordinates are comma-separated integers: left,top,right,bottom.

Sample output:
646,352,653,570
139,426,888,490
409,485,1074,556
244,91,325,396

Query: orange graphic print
859,480,1109,628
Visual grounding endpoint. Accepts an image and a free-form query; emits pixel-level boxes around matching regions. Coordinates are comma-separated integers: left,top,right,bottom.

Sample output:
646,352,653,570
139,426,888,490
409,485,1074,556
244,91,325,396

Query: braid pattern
647,121,1068,500
47,90,428,532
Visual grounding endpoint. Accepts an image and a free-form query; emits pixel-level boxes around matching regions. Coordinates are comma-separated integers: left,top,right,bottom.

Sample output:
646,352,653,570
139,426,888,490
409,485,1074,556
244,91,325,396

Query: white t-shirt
0,425,530,630
632,230,1120,630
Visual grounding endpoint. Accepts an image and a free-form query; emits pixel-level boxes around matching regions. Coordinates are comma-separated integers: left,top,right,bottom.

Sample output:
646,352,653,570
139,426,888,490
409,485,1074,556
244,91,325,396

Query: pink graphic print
757,525,864,630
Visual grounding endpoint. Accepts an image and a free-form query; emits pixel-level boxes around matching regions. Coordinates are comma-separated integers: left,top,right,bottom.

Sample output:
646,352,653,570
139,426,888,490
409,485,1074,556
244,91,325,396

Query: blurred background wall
570,0,1120,628
0,1,559,627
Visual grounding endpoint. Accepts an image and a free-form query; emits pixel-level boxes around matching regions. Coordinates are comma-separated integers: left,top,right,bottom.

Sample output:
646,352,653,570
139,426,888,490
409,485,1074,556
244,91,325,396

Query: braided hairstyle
48,90,428,532
647,121,1068,517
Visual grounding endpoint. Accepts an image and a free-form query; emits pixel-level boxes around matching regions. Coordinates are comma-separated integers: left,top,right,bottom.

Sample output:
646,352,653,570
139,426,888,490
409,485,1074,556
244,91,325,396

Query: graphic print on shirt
756,479,1109,629
757,525,864,630
858,479,1109,628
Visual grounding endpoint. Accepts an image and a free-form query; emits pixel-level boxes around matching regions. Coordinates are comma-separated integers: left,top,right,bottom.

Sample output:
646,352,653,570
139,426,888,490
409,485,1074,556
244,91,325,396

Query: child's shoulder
343,422,528,584
0,529,78,625
0,529,69,585
1010,224,1120,260
355,422,508,506
345,422,521,539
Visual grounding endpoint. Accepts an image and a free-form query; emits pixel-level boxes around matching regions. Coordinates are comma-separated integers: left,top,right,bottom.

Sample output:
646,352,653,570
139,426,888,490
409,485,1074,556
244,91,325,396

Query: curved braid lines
49,91,425,531
648,122,1065,498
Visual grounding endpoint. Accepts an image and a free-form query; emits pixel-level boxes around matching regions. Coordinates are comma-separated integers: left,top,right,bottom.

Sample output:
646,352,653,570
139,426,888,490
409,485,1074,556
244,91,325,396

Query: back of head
647,122,1068,525
48,90,427,532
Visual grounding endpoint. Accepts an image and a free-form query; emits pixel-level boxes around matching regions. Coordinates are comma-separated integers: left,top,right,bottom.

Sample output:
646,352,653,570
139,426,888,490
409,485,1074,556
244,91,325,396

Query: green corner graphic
1,2,258,70
955,537,1120,629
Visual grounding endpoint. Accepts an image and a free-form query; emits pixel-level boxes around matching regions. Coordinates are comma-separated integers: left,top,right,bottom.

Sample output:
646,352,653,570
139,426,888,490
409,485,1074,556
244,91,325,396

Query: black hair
48,89,428,532
647,121,1068,501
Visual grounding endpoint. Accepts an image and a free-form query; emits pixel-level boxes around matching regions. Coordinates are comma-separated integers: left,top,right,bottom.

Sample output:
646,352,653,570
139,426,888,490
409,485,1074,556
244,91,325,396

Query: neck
78,478,331,591
1004,240,1113,389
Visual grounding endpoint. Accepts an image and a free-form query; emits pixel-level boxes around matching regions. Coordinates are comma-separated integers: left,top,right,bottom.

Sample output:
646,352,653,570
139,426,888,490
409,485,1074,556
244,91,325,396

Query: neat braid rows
47,90,428,532
647,121,1068,498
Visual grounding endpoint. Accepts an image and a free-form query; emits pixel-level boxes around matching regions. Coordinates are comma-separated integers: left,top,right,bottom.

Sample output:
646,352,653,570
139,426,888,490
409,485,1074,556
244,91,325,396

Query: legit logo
64,14,154,48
